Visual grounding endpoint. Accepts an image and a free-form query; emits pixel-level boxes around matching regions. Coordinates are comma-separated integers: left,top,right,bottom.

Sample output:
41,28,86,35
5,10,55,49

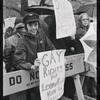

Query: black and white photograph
3,0,97,100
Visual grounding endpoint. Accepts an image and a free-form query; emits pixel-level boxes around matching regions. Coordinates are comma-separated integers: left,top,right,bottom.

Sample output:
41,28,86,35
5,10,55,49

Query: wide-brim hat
23,12,39,24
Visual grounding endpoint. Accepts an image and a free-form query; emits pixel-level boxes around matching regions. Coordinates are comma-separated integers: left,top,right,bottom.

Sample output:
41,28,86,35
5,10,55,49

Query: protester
3,17,27,100
75,13,90,39
13,12,55,100
4,17,26,72
44,14,84,99
4,26,14,39
76,13,96,98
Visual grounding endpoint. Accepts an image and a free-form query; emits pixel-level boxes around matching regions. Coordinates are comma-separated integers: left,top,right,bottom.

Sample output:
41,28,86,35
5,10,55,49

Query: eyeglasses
82,18,89,21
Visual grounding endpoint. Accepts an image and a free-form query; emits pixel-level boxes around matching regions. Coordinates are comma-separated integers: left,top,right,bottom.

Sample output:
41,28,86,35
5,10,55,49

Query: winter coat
45,15,84,55
75,19,90,39
4,32,25,72
14,28,55,70
51,36,84,56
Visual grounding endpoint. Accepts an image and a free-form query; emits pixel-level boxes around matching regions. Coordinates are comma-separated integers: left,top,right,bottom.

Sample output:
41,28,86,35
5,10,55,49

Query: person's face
16,23,26,32
17,27,26,32
26,21,39,35
81,14,90,27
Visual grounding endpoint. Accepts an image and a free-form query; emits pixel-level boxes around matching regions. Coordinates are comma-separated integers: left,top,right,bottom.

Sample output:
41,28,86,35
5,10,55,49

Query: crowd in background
3,11,97,100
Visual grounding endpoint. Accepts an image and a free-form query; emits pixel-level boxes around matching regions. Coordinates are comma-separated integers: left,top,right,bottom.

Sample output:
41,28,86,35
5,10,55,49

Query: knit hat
23,12,39,24
14,17,23,26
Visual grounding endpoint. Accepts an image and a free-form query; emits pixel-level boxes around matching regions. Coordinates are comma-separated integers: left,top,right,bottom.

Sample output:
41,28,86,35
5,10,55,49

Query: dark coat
14,28,55,70
75,20,89,39
4,32,25,72
50,36,84,56
45,15,84,56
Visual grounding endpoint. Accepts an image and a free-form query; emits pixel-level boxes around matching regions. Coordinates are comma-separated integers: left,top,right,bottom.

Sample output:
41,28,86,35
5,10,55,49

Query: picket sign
3,70,39,96
65,53,85,77
3,53,95,100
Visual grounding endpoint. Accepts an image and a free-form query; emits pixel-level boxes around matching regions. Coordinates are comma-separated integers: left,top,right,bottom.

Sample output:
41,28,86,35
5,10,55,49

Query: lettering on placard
30,71,39,81
65,63,73,71
42,51,62,67
9,75,22,86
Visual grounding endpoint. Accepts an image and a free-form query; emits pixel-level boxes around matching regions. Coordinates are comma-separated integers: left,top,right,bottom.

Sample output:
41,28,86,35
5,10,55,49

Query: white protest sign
52,0,76,39
3,70,39,96
80,40,93,61
38,50,66,100
28,0,40,6
4,17,16,29
80,23,96,41
80,23,96,61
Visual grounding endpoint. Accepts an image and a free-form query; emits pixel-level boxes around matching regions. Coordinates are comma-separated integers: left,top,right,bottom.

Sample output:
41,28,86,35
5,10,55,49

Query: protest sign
80,40,93,61
65,53,85,77
3,53,86,97
38,50,66,100
3,70,39,96
28,0,40,6
80,23,96,62
4,17,16,29
52,0,76,39
80,22,97,77
80,23,96,41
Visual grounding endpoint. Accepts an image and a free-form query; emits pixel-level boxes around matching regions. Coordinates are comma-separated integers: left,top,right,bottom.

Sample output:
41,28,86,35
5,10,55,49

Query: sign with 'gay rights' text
38,50,66,100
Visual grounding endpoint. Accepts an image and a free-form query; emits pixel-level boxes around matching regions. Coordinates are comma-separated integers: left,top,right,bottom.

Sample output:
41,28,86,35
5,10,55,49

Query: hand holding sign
34,58,41,67
31,58,41,70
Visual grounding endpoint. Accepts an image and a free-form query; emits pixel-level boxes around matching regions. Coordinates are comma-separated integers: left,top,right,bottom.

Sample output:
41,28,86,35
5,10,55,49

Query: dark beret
23,12,39,24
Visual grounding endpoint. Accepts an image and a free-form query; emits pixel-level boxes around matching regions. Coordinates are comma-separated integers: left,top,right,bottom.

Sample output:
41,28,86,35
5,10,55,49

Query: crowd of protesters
3,11,96,100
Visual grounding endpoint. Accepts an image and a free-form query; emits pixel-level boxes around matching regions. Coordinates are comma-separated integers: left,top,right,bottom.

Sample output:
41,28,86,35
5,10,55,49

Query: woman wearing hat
13,12,55,100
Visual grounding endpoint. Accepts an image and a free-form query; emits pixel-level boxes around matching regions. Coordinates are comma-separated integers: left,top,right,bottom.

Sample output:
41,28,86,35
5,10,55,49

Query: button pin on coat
40,40,43,44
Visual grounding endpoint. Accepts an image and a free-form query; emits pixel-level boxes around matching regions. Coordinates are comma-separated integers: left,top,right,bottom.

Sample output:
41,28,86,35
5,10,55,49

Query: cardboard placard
3,70,39,96
65,53,85,77
38,50,66,100
52,0,76,39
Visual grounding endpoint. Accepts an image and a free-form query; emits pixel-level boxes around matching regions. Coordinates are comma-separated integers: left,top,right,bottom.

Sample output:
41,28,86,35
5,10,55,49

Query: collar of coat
23,30,40,39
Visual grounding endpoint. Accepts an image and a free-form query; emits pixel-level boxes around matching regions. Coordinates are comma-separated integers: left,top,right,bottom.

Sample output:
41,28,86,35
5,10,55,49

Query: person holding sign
44,14,84,100
14,12,56,100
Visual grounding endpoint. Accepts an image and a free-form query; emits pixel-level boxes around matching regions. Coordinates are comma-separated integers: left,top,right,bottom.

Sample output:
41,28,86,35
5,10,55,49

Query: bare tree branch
3,5,21,14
